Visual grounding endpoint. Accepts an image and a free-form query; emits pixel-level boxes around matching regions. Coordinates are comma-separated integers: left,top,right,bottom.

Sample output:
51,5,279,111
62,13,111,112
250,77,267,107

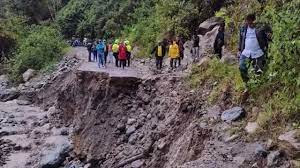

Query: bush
11,26,67,81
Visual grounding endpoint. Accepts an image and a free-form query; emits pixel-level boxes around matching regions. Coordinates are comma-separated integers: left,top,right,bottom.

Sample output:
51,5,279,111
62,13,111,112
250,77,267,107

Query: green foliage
11,26,67,81
254,0,300,129
188,58,244,104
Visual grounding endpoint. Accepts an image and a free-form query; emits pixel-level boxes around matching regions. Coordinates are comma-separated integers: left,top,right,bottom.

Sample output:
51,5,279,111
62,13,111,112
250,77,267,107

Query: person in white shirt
238,14,272,83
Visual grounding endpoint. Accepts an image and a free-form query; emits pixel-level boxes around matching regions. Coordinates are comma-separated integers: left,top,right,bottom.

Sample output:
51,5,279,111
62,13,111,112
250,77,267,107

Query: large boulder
22,69,36,82
198,17,225,35
0,75,9,90
278,130,300,158
221,107,245,122
199,26,220,57
40,136,72,168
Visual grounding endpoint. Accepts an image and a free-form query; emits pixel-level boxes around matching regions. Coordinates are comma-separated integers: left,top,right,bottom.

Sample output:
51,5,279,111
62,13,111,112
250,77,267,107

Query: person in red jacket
118,41,127,69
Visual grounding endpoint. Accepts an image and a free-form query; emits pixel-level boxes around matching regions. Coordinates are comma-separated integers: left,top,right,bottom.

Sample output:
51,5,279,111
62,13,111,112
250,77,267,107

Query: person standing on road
168,40,180,69
118,41,127,69
107,41,114,64
86,41,93,62
191,34,200,61
151,41,166,70
177,37,185,66
125,40,132,67
96,40,106,68
92,41,97,62
112,40,120,67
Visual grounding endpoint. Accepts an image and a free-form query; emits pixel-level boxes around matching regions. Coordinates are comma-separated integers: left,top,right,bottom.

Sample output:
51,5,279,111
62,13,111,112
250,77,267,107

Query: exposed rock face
198,17,225,35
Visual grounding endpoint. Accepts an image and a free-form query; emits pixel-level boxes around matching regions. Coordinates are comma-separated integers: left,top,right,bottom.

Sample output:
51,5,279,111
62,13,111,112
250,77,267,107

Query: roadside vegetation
188,0,300,135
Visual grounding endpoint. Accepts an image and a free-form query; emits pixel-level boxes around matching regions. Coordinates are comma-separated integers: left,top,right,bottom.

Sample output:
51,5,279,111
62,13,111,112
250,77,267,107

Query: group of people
86,39,132,69
84,13,271,86
151,38,185,70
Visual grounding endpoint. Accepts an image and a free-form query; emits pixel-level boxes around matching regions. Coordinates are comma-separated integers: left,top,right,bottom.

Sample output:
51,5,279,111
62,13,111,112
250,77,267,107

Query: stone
16,99,32,106
266,139,275,150
60,128,69,136
126,126,136,136
40,137,72,168
255,144,268,157
198,57,211,68
128,134,138,145
221,55,237,65
225,134,239,143
0,89,20,102
22,69,36,82
131,160,145,168
233,156,245,165
127,118,136,125
267,151,280,167
278,130,300,157
278,130,300,149
84,163,91,168
245,122,259,134
198,17,225,35
221,107,245,122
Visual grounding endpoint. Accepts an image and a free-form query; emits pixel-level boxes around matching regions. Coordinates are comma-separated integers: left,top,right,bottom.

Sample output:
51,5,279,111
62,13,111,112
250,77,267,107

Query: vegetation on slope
188,0,300,135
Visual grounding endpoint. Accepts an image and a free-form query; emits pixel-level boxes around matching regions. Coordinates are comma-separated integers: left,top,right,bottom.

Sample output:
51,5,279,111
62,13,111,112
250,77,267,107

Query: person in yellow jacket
112,39,120,67
168,40,180,69
125,40,132,67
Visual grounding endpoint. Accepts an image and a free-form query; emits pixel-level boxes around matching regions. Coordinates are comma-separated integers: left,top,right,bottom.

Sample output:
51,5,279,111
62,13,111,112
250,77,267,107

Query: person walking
125,40,132,67
177,37,185,66
191,34,200,61
151,42,166,70
96,40,106,68
214,24,225,59
112,40,120,67
238,14,272,84
86,41,93,62
103,39,108,65
168,40,180,69
118,41,127,69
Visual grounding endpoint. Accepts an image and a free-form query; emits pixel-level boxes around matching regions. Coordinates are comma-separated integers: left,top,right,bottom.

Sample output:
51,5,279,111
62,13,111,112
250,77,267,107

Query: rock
233,156,245,165
127,118,136,125
198,17,225,35
128,134,138,145
255,144,268,157
245,122,259,134
84,163,91,168
278,130,300,157
198,57,211,68
224,134,239,143
221,54,237,65
131,160,145,168
126,126,136,136
267,151,281,167
22,69,36,82
0,89,20,102
40,137,72,168
60,128,69,136
16,99,32,106
266,139,275,150
117,123,126,132
221,107,245,122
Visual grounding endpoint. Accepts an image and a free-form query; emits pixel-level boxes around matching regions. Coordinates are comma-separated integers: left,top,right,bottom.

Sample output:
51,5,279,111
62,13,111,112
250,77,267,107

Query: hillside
0,0,300,167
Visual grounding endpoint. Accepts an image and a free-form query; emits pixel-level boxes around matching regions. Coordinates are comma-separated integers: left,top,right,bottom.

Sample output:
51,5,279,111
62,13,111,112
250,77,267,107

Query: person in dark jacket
238,14,272,83
151,42,166,70
191,34,200,61
214,24,225,59
86,41,93,62
177,37,185,66
92,41,97,62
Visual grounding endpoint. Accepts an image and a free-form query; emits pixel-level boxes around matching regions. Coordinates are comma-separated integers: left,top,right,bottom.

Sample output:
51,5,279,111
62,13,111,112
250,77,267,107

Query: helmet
125,40,130,45
115,39,120,44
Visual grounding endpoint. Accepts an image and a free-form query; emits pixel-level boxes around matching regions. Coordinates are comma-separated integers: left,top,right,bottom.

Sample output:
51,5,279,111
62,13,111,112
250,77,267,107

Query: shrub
11,26,67,81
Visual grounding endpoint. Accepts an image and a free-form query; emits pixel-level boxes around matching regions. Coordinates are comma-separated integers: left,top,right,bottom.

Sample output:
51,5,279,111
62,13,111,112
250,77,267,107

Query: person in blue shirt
96,40,106,68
